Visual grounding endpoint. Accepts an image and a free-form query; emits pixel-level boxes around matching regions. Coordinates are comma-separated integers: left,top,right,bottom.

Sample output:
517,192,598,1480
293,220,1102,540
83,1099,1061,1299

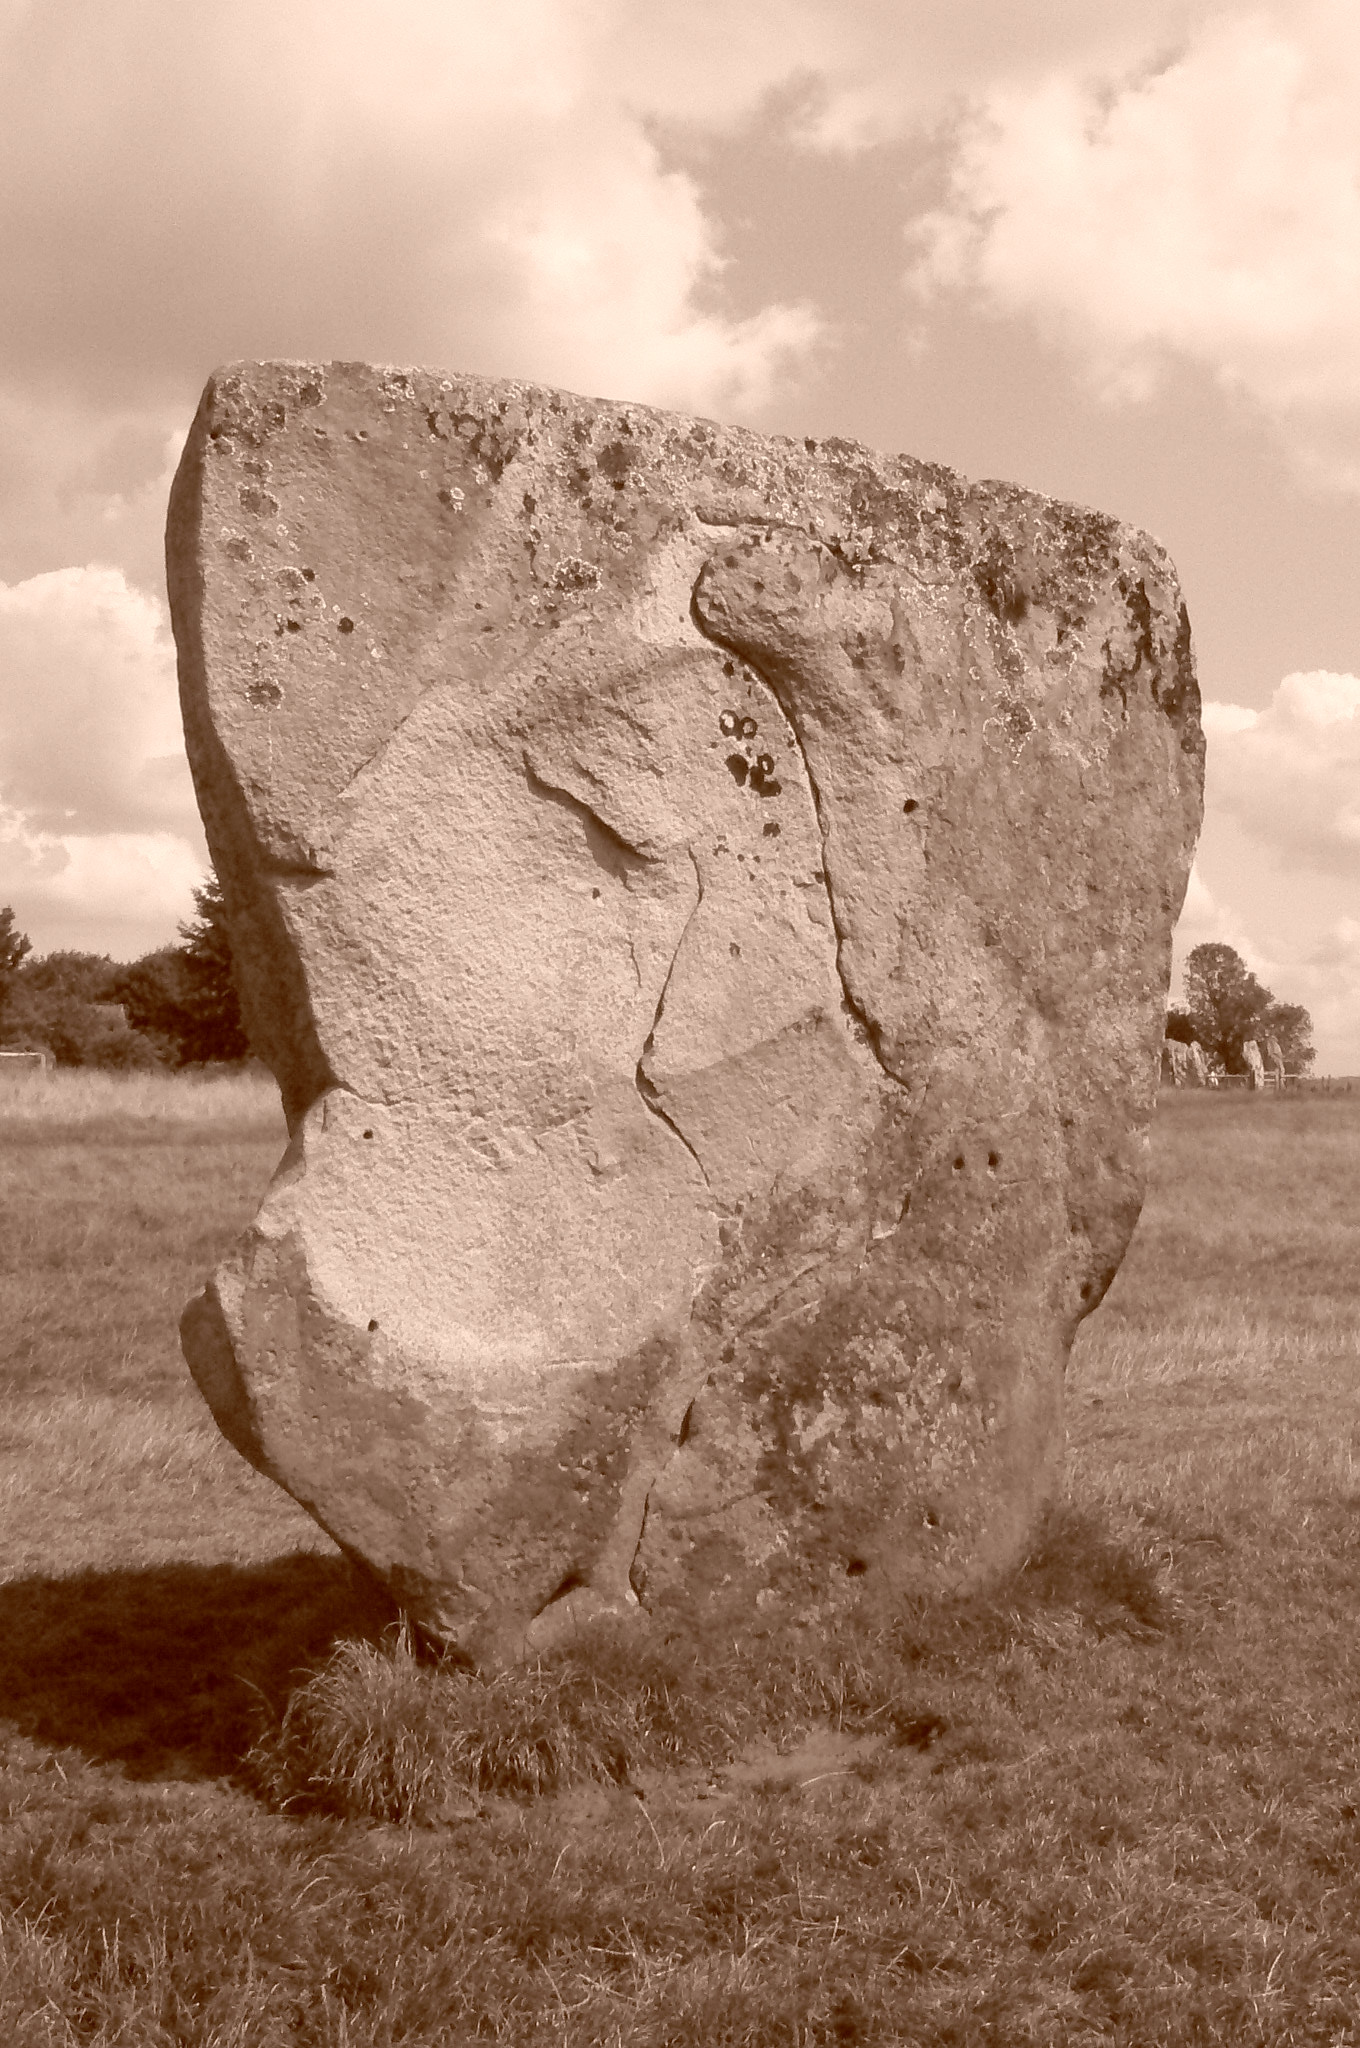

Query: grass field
2,1075,1359,2045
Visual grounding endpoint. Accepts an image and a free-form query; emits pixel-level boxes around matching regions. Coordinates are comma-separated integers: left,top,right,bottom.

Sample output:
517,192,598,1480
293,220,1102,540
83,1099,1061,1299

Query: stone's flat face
168,361,1203,1662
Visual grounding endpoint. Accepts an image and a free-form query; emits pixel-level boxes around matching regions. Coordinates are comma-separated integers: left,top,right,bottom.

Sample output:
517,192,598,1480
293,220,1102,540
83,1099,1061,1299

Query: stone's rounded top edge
968,472,1181,582
184,359,1179,568
193,356,971,483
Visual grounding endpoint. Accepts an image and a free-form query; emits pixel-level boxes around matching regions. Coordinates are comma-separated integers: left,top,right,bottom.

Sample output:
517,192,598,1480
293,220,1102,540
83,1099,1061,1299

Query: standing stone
1163,1039,1190,1087
1244,1040,1266,1089
1187,1040,1209,1086
168,362,1204,1664
1265,1034,1286,1086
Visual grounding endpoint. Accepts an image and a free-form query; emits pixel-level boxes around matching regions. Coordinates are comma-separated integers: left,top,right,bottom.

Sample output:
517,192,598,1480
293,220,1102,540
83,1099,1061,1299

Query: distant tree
0,905,31,1018
1182,942,1272,1072
1263,1000,1315,1076
12,950,118,1005
1181,941,1315,1076
1,949,161,1067
1164,1007,1198,1045
114,872,251,1066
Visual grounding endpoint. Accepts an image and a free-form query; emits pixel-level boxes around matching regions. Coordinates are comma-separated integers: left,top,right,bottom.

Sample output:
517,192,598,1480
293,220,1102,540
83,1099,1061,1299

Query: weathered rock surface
168,361,1203,1663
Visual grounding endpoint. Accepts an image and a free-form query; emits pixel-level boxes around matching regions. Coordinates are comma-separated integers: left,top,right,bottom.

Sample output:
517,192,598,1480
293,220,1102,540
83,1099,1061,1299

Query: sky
1,1,1358,1064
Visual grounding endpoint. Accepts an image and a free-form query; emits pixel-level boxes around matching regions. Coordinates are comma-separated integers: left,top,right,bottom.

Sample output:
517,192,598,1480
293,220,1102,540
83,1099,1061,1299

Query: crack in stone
690,569,910,1095
522,754,656,877
634,848,710,1187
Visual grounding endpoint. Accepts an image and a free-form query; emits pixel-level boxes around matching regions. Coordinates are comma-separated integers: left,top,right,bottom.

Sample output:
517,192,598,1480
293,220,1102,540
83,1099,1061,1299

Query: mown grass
2,1078,1359,2044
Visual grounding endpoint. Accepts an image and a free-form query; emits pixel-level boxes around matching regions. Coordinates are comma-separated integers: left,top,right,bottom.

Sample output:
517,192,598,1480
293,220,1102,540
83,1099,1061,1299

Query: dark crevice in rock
522,755,656,880
265,862,335,885
534,1570,589,1616
635,1068,708,1185
689,569,909,1097
627,1490,650,1601
634,850,710,1187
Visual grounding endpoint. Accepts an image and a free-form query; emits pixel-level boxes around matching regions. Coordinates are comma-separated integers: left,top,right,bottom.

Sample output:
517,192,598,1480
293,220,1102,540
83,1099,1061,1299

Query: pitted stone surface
169,361,1203,1662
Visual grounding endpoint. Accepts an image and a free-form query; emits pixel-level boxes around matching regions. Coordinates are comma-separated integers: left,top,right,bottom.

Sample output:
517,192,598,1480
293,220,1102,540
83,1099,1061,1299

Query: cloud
1169,862,1360,1069
0,0,822,424
0,812,205,961
910,0,1360,483
1171,678,1360,1066
1203,672,1360,878
0,566,206,956
0,568,198,837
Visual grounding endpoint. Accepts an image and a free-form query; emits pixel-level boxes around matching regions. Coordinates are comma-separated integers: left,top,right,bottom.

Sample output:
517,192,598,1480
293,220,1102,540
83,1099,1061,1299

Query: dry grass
3,1081,1360,2044
0,1062,284,1129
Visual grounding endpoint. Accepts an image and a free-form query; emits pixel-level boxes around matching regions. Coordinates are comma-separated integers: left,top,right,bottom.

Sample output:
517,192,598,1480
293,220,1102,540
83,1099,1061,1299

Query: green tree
2,950,161,1067
0,905,32,1020
114,872,251,1066
1262,1000,1315,1076
1182,942,1314,1075
1163,1007,1198,1046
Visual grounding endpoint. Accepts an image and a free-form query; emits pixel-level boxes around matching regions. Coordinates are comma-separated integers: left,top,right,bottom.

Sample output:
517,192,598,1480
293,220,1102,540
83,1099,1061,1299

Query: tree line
1168,941,1314,1078
1,895,1318,1081
0,877,250,1069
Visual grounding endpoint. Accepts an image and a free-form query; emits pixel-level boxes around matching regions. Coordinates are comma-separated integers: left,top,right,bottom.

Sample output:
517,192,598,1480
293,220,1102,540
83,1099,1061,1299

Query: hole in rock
952,1155,965,1172
763,821,780,837
988,1151,999,1170
302,567,315,581
338,617,354,634
922,1508,940,1528
362,1129,373,1140
1080,1282,1093,1302
726,754,749,785
677,1401,695,1447
903,798,918,814
845,1558,868,1577
367,1318,379,1333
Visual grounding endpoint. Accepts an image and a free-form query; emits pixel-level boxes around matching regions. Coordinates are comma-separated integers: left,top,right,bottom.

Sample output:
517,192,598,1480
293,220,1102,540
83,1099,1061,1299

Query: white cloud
910,0,1360,483
1229,917,1360,1075
1204,672,1360,877
0,569,197,837
1170,859,1267,990
0,813,204,960
0,567,205,957
1172,678,1360,1068
0,0,823,424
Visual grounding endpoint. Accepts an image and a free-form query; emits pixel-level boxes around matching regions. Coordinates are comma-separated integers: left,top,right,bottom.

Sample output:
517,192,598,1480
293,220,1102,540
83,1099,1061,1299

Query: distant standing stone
168,362,1204,1663
1163,1039,1190,1086
1244,1040,1267,1089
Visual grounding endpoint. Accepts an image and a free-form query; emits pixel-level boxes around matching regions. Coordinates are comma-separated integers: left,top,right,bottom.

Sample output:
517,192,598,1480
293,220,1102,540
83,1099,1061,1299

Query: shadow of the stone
0,1553,396,1781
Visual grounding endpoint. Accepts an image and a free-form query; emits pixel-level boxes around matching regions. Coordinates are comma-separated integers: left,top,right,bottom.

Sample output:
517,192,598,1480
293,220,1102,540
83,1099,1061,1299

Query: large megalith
168,361,1203,1664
